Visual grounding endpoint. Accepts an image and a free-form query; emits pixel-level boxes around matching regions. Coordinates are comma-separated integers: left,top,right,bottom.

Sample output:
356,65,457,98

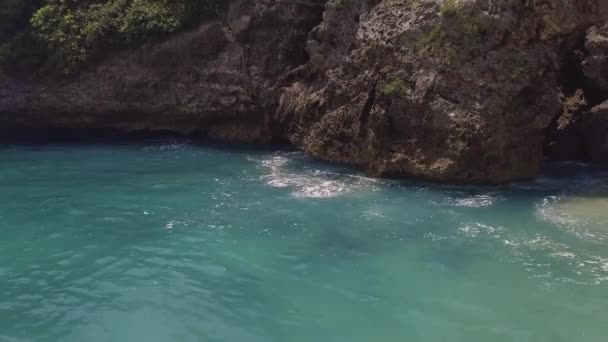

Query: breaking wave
447,194,498,208
255,153,380,198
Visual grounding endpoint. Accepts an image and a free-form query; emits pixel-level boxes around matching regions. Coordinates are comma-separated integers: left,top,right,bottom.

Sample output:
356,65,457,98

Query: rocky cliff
0,0,326,143
1,0,607,183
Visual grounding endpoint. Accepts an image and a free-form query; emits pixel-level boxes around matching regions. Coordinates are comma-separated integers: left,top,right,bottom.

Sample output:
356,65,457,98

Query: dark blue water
1,142,607,341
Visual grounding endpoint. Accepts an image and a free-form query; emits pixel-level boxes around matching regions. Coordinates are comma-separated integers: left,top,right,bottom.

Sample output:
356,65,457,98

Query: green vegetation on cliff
0,0,222,74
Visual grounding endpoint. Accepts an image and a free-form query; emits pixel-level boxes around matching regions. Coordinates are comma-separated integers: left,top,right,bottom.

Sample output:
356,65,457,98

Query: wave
447,194,498,208
255,153,379,198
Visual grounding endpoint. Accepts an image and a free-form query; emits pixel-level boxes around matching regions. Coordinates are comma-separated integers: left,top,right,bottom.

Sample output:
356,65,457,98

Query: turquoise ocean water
1,141,607,341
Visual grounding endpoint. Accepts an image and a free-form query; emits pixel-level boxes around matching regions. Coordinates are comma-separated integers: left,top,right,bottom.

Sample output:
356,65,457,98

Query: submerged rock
0,0,606,183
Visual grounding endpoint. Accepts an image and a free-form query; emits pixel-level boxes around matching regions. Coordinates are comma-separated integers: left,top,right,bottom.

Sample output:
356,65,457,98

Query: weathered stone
582,23,608,97
277,0,602,183
582,101,608,164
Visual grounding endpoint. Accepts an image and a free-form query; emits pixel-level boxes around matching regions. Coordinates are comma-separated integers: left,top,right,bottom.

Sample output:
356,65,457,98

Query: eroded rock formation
277,0,604,182
1,0,606,183
546,21,608,164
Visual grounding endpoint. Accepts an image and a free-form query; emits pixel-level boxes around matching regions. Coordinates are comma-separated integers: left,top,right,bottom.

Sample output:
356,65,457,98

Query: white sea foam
458,222,501,238
143,141,187,151
447,194,497,208
257,153,379,198
523,234,569,251
550,251,576,259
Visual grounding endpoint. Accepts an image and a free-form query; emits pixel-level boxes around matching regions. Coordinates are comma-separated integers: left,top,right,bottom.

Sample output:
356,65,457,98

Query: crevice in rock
358,79,378,137
559,33,605,106
544,30,606,162
281,1,327,70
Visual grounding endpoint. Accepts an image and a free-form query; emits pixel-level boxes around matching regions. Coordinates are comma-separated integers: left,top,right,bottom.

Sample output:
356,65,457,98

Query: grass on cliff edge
0,0,222,75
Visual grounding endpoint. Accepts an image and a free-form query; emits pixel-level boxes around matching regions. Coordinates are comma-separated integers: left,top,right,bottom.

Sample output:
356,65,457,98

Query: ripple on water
3,145,608,341
455,219,608,285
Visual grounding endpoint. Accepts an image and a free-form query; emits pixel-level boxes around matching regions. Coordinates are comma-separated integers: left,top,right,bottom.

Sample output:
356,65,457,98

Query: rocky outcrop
1,0,606,183
277,0,603,183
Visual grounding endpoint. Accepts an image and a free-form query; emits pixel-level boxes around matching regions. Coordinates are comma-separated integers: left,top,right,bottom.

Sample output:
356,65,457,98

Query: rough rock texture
277,0,603,183
580,22,608,164
582,23,608,98
1,0,606,183
582,101,608,164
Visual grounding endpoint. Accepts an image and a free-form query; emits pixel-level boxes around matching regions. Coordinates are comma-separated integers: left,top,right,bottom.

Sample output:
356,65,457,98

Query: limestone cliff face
0,0,606,183
276,0,604,183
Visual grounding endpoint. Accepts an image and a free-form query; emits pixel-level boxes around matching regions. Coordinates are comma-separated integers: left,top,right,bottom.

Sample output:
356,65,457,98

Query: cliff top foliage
0,0,222,75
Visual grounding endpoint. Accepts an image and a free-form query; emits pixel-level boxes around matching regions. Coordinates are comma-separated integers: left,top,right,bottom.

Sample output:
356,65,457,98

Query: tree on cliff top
1,0,222,74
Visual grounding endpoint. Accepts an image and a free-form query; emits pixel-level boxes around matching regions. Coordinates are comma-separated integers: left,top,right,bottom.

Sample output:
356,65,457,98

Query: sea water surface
1,141,607,342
